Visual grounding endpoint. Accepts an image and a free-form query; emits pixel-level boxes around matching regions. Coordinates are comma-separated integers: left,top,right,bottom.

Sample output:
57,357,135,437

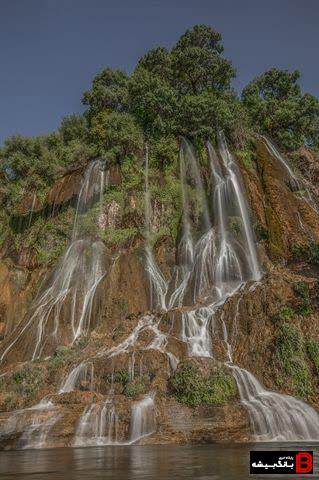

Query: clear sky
0,0,318,143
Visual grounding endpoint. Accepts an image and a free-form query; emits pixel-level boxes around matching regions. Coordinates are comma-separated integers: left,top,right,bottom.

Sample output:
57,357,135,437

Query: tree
242,68,319,150
177,90,245,141
129,68,178,136
128,25,238,140
59,115,87,144
89,111,143,162
82,68,129,124
137,47,172,80
171,25,235,95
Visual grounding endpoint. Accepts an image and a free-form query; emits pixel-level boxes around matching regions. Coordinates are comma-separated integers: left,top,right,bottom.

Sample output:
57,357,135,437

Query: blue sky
0,0,318,143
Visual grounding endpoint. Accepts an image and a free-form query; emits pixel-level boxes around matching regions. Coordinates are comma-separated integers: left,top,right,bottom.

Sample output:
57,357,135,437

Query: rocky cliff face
0,138,319,449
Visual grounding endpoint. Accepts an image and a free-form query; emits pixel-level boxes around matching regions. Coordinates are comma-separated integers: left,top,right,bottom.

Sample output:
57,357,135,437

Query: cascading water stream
2,133,319,450
179,135,319,441
27,193,37,228
0,159,108,364
230,365,319,441
129,393,156,443
144,144,168,311
59,361,94,393
216,133,261,282
180,137,258,356
180,137,211,231
262,135,319,215
262,135,298,183
74,398,118,446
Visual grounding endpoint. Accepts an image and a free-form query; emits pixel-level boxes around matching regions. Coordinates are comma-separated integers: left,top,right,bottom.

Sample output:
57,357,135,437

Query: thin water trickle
262,135,319,215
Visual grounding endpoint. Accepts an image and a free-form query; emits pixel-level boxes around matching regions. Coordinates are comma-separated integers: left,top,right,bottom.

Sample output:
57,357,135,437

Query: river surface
0,443,318,479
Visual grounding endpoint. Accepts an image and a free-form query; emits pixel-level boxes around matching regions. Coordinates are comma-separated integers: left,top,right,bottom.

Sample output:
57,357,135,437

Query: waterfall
262,135,319,215
27,193,37,228
230,366,319,441
0,400,59,450
180,138,211,231
262,135,298,184
216,133,261,282
144,145,168,311
74,399,118,446
59,361,94,393
0,159,108,363
17,409,60,450
221,293,319,442
129,394,156,443
180,137,260,355
178,134,319,442
167,145,194,309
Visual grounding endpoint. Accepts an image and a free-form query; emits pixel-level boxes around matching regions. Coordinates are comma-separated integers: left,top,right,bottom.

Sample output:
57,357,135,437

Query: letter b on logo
296,452,313,473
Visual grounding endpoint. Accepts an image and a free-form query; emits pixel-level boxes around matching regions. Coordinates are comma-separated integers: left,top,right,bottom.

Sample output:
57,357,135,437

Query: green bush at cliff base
169,362,236,407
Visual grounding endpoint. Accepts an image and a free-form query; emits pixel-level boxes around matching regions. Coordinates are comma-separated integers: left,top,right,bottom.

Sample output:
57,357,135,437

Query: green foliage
105,370,130,385
308,243,319,264
275,322,312,396
129,68,178,136
124,377,147,397
101,227,138,246
294,282,312,317
254,223,269,241
11,365,45,396
104,187,126,206
228,216,242,236
277,305,295,322
76,335,90,350
47,345,74,374
235,149,256,170
169,362,236,407
82,68,129,122
11,208,71,267
4,392,18,411
242,68,319,150
89,111,143,161
83,25,246,144
306,338,319,374
171,25,234,95
0,121,94,211
59,115,87,143
149,136,179,169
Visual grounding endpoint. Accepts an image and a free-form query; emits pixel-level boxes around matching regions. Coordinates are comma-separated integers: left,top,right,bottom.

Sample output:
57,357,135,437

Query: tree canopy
83,25,241,144
1,24,318,202
242,68,319,150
